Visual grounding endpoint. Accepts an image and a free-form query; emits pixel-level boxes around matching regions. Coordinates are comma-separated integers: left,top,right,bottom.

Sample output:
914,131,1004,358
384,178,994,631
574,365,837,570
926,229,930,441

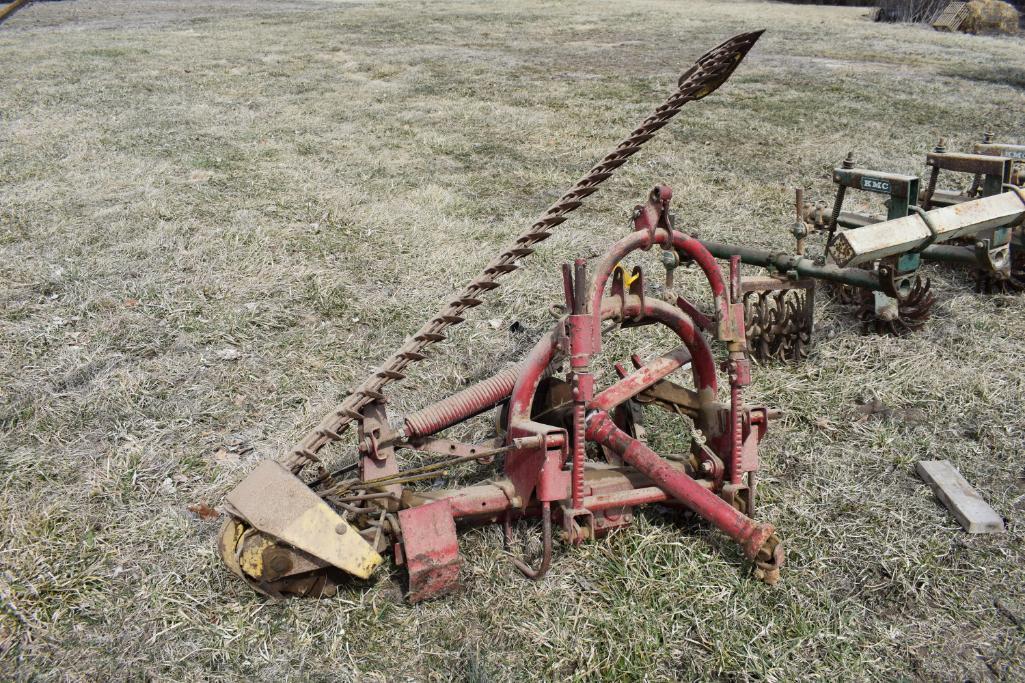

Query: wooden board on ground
916,460,1004,533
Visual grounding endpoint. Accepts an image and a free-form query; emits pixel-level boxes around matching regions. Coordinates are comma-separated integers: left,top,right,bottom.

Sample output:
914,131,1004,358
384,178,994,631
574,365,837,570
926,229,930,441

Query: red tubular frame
380,186,778,597
585,411,773,559
507,297,716,431
583,216,748,483
581,486,669,512
500,292,767,556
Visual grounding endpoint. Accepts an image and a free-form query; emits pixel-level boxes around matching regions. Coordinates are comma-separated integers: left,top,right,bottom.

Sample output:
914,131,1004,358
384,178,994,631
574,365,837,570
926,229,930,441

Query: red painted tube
590,346,692,412
586,410,774,560
673,232,727,298
508,330,560,427
509,297,717,427
439,482,520,519
582,486,668,512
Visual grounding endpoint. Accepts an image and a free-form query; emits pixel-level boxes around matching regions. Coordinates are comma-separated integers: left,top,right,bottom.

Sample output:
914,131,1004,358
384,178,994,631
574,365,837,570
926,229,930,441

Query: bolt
335,523,348,535
983,131,994,144
934,137,947,154
269,555,291,574
842,152,855,169
263,548,293,578
700,461,713,473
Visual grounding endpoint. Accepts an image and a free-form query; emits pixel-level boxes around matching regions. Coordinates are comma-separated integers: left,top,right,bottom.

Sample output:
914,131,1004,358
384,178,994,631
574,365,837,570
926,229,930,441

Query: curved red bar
599,297,717,393
587,228,727,324
508,295,717,428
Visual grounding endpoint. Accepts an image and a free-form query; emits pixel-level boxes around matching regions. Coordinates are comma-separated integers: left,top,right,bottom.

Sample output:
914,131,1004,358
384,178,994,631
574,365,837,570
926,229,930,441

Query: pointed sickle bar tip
680,30,765,98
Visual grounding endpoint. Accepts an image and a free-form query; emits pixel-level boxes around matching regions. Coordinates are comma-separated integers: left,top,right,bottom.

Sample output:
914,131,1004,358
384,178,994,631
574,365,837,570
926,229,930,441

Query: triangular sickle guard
274,30,766,473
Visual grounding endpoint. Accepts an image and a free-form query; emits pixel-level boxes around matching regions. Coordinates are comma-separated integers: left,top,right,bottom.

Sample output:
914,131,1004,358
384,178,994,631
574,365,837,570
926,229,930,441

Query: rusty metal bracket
909,205,942,252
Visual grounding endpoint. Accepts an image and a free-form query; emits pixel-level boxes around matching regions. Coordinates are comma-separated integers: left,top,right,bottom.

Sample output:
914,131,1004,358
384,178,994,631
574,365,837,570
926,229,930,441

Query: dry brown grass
964,0,1021,35
1,0,1025,680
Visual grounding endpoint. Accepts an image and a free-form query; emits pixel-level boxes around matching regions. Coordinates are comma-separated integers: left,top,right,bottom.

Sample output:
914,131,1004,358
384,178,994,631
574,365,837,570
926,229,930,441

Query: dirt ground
1,0,1024,680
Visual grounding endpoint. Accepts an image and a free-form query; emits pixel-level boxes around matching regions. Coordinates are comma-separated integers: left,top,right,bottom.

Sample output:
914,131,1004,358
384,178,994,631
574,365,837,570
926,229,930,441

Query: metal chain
284,30,765,472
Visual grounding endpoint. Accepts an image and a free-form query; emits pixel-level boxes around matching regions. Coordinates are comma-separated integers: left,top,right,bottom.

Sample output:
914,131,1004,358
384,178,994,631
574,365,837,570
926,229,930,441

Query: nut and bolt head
264,549,293,576
700,461,714,473
842,152,855,169
335,523,348,535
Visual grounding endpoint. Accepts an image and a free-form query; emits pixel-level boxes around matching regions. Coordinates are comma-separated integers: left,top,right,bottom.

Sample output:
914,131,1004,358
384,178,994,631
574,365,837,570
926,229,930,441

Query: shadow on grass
940,64,1025,91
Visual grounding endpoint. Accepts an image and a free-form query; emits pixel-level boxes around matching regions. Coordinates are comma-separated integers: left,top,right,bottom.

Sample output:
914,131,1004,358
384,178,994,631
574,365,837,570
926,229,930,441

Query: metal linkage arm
699,240,881,291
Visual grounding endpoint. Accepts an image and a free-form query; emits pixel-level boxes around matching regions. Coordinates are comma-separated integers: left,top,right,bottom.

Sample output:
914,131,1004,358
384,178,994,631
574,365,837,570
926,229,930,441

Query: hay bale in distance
961,0,1020,33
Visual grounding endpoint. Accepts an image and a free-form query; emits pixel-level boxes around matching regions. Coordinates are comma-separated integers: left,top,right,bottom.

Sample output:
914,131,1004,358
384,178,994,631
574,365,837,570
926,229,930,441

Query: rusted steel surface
926,151,1011,178
975,140,1025,162
974,139,1025,187
397,500,462,602
699,241,879,290
282,31,765,473
742,281,814,362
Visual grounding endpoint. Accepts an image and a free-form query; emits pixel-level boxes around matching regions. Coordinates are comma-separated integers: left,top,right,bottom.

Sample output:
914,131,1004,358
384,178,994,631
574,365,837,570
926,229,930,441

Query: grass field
2,0,1025,680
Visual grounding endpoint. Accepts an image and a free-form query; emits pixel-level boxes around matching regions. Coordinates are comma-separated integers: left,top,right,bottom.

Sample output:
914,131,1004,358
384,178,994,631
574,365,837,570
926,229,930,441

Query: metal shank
700,240,881,291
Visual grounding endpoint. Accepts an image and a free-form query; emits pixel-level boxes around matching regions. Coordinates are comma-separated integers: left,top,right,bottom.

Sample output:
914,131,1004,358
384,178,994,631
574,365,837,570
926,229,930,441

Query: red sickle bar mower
219,185,782,602
213,29,784,602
